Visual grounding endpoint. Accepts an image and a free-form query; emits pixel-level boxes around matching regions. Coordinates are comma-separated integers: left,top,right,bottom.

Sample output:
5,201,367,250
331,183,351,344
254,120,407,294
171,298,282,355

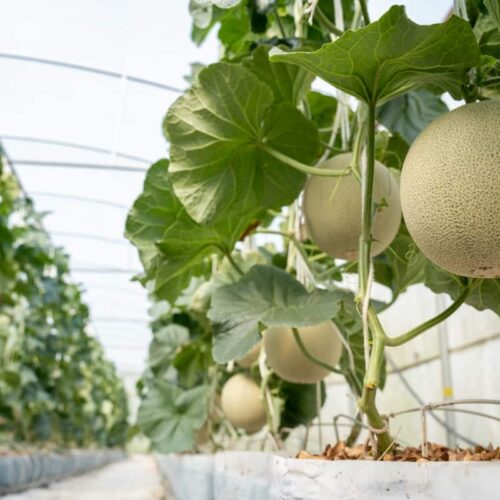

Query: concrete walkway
5,455,170,500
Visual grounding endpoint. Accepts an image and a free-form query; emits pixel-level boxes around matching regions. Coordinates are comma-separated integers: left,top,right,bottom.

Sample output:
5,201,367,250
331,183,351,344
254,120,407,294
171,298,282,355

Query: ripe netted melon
303,153,402,260
236,341,261,368
400,100,500,278
264,322,342,384
221,374,266,433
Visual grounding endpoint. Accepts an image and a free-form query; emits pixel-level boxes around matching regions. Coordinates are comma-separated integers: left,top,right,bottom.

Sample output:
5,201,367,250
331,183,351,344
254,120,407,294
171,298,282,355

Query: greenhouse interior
0,0,499,498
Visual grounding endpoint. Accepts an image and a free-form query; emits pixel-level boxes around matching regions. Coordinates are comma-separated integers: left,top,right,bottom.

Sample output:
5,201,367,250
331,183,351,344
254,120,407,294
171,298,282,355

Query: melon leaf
377,89,448,144
208,265,349,363
485,0,500,31
164,62,318,225
125,160,260,304
424,265,500,316
148,324,189,375
243,45,314,105
271,5,480,105
137,381,208,453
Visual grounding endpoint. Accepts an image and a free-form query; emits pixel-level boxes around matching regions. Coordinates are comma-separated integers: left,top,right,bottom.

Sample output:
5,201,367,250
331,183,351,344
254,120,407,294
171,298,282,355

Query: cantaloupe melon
303,153,402,260
264,322,342,384
400,100,500,278
236,341,261,368
220,374,266,433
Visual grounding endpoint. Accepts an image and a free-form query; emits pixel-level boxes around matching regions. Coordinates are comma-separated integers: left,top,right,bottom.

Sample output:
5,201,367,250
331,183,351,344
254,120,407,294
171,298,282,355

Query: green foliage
373,227,428,304
0,165,128,447
125,160,259,303
424,266,500,316
280,380,326,429
377,89,448,143
209,265,349,363
164,61,318,225
242,45,314,104
485,0,500,29
138,381,209,453
126,2,500,453
271,6,480,104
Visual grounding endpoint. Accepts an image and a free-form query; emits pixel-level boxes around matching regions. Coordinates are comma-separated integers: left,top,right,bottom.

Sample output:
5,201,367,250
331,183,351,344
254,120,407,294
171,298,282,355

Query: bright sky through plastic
0,0,451,382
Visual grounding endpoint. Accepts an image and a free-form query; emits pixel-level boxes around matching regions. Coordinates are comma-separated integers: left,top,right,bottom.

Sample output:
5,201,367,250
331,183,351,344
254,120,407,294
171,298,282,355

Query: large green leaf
125,160,258,303
424,265,500,316
208,265,348,363
124,160,172,274
243,45,314,104
173,339,213,388
148,324,189,374
138,381,208,453
271,6,480,105
485,0,500,30
164,62,318,225
377,89,448,143
474,12,500,58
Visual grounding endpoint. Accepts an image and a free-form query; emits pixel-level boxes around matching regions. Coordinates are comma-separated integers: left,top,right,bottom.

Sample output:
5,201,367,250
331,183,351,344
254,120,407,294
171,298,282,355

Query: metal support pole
436,293,457,447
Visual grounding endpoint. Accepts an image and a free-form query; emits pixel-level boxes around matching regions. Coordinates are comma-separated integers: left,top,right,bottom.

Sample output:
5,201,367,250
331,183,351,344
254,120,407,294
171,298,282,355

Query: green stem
273,7,287,39
314,7,344,37
358,386,393,454
256,229,316,278
359,0,370,25
224,252,244,276
350,117,367,183
385,282,474,347
345,412,363,446
292,328,342,374
319,141,347,153
262,145,351,177
357,103,376,298
482,76,500,87
355,101,394,455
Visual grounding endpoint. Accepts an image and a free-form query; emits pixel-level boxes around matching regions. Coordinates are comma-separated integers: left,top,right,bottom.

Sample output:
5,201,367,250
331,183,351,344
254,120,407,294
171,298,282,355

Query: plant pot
0,449,124,495
157,453,214,500
272,456,500,499
157,451,500,500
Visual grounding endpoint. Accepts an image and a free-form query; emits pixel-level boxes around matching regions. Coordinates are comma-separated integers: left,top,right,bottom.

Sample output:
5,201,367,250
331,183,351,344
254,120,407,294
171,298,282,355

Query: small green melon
303,153,402,260
264,322,342,384
400,100,500,278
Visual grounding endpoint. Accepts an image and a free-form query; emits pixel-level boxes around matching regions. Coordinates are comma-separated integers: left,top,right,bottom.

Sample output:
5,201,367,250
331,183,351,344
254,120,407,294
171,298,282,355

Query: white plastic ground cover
0,449,124,495
157,451,500,500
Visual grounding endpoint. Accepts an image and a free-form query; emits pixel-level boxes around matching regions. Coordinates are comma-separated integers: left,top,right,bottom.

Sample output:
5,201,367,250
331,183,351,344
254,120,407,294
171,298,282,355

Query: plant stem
224,252,244,276
256,229,317,279
314,7,344,37
357,103,376,299
273,7,287,39
358,0,370,25
262,145,351,177
292,328,342,374
355,101,394,454
385,282,474,347
482,76,500,87
345,412,363,446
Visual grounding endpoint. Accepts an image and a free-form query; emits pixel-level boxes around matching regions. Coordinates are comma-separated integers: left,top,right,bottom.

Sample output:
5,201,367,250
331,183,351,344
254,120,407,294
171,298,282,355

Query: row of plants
0,157,129,448
127,0,499,456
